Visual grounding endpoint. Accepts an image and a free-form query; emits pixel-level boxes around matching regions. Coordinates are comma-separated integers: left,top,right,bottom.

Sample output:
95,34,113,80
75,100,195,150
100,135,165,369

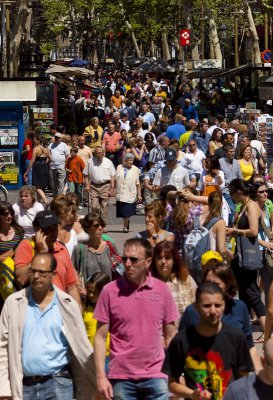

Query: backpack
0,239,35,301
183,217,221,272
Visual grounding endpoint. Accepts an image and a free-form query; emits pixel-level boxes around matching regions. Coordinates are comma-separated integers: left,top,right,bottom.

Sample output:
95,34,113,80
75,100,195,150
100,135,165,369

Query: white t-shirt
63,229,78,258
153,165,190,189
83,157,116,184
48,141,68,169
251,140,266,155
182,150,206,174
13,201,44,238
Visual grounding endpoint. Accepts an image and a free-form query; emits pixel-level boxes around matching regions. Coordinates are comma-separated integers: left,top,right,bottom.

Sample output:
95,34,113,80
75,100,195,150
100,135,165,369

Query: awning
137,57,176,73
46,64,95,77
186,65,249,79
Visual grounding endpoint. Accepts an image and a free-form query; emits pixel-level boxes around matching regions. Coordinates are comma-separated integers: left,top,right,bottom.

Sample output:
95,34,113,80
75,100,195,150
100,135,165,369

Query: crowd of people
1,72,273,399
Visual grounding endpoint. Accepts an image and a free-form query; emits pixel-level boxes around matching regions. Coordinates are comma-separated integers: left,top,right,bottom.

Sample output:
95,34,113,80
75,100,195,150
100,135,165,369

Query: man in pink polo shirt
94,238,179,400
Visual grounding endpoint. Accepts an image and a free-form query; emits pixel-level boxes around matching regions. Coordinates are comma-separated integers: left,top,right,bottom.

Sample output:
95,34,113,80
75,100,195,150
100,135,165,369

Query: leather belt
91,180,111,187
23,366,71,385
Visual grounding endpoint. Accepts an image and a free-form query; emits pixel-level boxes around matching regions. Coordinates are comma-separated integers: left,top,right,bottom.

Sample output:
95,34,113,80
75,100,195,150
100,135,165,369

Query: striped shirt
0,232,22,255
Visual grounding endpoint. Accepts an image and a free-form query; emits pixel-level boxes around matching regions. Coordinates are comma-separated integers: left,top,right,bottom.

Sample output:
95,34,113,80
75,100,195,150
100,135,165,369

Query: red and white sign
179,29,190,46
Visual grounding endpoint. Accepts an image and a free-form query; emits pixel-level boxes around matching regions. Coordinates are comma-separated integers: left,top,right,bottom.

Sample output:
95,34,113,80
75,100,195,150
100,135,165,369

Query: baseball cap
201,250,223,267
227,128,236,134
33,211,59,229
165,148,177,161
54,132,62,138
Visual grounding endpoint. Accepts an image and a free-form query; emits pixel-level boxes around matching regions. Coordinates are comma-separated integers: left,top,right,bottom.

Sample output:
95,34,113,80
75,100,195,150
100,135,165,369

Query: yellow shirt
156,91,167,99
239,159,254,181
83,305,110,355
83,125,103,149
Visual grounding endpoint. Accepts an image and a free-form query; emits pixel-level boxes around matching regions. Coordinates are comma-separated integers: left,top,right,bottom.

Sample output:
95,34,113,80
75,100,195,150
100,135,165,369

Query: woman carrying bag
227,179,266,343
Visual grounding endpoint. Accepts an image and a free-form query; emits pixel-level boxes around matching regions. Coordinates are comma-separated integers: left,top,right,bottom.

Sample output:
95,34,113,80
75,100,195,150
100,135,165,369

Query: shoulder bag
235,202,262,270
261,218,273,276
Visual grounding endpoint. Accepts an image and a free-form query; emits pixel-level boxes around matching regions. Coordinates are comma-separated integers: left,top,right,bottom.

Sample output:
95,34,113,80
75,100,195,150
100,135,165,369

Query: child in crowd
83,272,111,371
65,147,85,206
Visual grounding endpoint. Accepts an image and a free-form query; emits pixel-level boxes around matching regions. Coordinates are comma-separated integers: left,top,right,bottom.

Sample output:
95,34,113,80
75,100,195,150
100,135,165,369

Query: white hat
266,100,272,106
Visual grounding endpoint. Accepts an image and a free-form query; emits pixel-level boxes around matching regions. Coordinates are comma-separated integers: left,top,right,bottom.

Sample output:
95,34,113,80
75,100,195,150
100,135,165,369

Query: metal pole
265,13,269,50
5,3,10,78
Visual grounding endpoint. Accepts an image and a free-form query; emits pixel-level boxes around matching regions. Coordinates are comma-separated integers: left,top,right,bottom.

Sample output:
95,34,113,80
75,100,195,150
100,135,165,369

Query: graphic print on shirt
185,348,232,400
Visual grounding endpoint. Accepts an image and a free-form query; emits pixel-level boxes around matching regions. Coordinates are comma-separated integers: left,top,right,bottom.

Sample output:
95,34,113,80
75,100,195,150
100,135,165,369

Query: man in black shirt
162,282,253,400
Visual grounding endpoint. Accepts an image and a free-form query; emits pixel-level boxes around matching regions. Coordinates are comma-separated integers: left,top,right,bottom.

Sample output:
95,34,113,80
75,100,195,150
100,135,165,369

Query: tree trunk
208,15,222,63
150,38,155,57
246,4,262,66
10,0,29,77
69,1,78,58
124,20,141,57
162,32,170,60
119,2,141,57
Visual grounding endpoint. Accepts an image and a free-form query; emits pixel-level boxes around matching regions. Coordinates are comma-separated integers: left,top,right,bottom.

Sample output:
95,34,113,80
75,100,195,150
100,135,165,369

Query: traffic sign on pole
261,49,272,63
179,29,190,46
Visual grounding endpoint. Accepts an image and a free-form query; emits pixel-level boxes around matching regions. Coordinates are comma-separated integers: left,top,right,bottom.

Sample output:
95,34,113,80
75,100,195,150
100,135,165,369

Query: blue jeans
25,159,32,186
68,182,83,204
23,376,73,400
111,378,168,400
223,192,236,226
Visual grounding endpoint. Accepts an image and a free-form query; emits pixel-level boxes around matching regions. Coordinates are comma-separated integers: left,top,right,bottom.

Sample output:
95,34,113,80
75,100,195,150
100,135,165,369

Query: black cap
33,211,59,229
165,148,177,161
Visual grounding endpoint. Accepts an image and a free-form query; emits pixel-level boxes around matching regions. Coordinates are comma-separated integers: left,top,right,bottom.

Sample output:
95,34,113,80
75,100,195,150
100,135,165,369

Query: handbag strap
234,200,250,229
261,218,273,241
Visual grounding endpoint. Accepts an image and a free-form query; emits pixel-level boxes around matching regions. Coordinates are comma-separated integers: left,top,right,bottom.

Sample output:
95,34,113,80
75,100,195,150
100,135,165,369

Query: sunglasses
189,144,196,147
1,210,13,217
28,267,53,278
92,223,104,228
258,190,268,194
121,256,145,263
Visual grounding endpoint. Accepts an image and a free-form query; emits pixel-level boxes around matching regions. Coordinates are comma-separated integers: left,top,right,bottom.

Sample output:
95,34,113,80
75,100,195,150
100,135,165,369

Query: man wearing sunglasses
0,252,96,400
94,238,179,400
14,210,81,307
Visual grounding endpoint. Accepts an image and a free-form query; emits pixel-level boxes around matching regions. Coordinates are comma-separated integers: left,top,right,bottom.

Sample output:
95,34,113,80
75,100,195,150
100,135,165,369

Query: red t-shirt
22,139,33,160
14,240,77,292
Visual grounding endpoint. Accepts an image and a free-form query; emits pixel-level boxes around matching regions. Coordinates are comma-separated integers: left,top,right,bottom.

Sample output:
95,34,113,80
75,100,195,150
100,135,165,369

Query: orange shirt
14,240,77,292
65,155,85,183
110,95,123,109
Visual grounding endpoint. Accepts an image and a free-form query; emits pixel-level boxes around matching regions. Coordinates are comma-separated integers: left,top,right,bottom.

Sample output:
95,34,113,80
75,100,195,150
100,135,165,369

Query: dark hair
32,252,57,271
124,238,153,259
211,128,223,142
86,272,110,292
237,144,251,160
142,122,149,130
229,179,250,196
202,264,238,299
66,192,80,208
144,132,154,142
151,241,189,282
224,144,234,152
159,185,177,201
249,181,267,200
58,125,66,134
196,282,225,304
0,201,24,236
208,116,216,126
80,213,106,233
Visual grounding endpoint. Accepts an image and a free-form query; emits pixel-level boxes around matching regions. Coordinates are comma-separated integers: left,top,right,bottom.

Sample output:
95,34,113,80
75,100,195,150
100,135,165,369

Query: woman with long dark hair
227,178,266,343
0,201,24,262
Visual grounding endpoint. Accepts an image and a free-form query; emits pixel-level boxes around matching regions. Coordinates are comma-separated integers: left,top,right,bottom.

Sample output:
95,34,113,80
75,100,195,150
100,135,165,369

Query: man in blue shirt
166,114,186,140
0,252,96,400
189,122,210,154
182,98,199,121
